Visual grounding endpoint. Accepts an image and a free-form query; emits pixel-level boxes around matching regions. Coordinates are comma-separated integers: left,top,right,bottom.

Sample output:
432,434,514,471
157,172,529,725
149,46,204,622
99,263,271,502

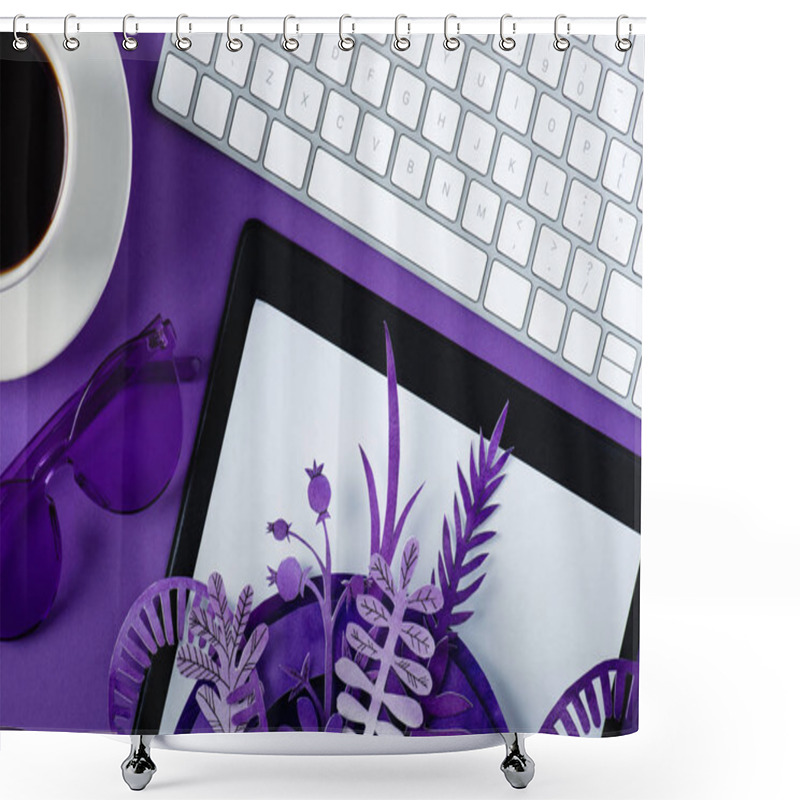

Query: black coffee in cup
1,34,67,275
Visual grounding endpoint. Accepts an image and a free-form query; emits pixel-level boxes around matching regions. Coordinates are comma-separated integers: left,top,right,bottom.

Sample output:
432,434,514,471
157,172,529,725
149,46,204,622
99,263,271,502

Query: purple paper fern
176,572,269,732
334,538,444,735
431,402,511,642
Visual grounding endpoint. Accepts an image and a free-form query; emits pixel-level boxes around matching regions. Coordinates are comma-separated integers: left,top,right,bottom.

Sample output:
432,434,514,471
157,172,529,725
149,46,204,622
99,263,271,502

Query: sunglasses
0,316,197,640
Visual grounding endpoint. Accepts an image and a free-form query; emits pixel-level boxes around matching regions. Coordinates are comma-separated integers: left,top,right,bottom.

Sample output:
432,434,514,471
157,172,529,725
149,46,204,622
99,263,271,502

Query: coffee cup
0,33,77,293
0,31,132,381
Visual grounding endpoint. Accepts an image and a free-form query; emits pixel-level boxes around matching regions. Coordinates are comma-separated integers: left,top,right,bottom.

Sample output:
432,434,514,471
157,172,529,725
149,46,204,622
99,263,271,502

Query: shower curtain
0,28,642,740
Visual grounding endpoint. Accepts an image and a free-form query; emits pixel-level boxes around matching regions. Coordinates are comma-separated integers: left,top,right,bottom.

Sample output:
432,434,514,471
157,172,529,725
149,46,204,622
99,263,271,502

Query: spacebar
308,150,487,301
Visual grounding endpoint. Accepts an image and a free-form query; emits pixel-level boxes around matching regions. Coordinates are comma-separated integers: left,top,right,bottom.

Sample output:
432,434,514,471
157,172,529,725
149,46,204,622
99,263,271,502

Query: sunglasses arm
174,356,202,383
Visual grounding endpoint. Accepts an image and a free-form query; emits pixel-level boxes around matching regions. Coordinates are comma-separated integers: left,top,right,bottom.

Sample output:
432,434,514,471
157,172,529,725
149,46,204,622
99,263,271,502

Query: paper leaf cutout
356,594,390,628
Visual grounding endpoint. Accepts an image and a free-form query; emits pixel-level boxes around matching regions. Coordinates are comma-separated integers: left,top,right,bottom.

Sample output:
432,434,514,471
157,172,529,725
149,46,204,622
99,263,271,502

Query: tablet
135,219,640,736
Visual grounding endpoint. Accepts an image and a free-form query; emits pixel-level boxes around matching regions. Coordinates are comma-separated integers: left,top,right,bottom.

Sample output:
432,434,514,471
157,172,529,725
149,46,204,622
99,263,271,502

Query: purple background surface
0,35,639,732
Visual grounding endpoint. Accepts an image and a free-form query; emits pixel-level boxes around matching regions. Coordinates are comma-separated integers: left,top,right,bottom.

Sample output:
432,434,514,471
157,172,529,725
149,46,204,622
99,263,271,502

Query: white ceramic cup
0,32,132,381
0,35,77,294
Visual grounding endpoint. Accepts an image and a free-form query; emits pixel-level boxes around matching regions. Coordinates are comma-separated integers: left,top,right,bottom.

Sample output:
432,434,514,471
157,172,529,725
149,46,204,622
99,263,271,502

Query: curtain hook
12,14,28,51
554,14,570,51
64,13,80,51
227,15,243,52
499,14,516,51
339,14,355,51
393,14,410,51
443,14,460,51
122,14,138,51
616,15,632,52
282,15,299,51
175,14,192,51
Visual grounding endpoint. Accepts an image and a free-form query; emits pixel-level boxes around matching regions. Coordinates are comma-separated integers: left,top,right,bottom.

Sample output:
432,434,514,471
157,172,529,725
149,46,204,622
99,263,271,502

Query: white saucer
0,33,131,381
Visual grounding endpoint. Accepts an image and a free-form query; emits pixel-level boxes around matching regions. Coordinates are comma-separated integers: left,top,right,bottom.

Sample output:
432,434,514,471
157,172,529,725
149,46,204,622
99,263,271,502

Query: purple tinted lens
67,345,183,514
0,481,62,640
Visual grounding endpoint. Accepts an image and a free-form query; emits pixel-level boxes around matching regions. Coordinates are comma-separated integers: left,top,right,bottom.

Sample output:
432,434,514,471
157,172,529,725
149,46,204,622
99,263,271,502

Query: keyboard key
528,289,566,351
492,34,526,67
214,33,253,86
426,42,465,89
528,35,564,88
497,204,536,266
251,47,289,109
629,36,645,79
193,75,231,139
288,33,316,64
563,49,602,111
598,71,637,133
598,202,637,264
422,89,461,152
592,34,625,65
356,113,395,176
633,235,642,276
563,180,602,242
598,356,632,396
229,98,267,160
599,332,637,397
316,34,353,85
366,33,387,45
633,363,642,407
567,117,606,180
484,261,532,330
320,91,359,153
158,54,196,116
602,271,641,341
352,46,390,107
497,72,535,134
427,158,465,221
567,248,606,311
183,34,215,65
602,139,641,202
462,181,501,243
457,112,496,175
532,94,571,157
633,96,643,144
264,120,311,188
396,35,426,68
532,226,570,288
563,311,601,374
461,49,501,111
493,134,531,197
309,150,487,300
603,333,637,372
391,136,430,198
387,67,426,129
285,69,324,131
528,157,566,220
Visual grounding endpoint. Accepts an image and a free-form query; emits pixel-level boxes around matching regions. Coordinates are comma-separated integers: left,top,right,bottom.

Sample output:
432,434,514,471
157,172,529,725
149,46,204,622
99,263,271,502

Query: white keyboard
153,32,643,415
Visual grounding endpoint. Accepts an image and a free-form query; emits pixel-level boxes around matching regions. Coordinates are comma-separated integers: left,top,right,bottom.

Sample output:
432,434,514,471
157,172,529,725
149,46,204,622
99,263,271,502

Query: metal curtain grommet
175,14,192,51
616,14,632,51
394,14,410,51
282,15,299,51
499,14,516,51
443,14,460,51
339,14,355,51
227,15,243,51
554,14,570,51
12,14,28,51
122,14,138,51
64,13,80,51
